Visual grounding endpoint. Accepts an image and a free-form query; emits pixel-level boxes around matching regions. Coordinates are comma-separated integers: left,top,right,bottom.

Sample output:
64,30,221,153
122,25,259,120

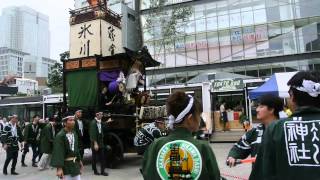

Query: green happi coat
142,128,221,180
250,107,320,180
74,118,85,150
40,123,55,154
51,129,81,177
24,123,39,144
89,119,104,148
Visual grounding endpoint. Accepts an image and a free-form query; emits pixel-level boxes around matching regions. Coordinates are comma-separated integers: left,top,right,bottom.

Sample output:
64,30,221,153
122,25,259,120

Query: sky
0,0,75,60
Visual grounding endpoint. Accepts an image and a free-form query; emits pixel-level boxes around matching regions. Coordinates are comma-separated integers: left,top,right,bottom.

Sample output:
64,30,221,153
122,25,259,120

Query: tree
47,51,69,93
142,0,193,55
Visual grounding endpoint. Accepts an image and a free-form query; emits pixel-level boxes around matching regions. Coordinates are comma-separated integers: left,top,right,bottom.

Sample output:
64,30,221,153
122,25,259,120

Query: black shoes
94,171,109,176
101,172,109,176
22,163,27,167
32,163,38,167
3,170,7,175
11,171,19,175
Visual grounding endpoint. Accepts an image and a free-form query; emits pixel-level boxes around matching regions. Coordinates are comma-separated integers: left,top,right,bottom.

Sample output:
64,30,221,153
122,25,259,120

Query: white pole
244,87,248,117
42,96,45,119
249,99,253,125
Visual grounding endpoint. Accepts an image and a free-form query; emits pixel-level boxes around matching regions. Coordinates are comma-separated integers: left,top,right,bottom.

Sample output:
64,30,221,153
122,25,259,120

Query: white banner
69,19,123,59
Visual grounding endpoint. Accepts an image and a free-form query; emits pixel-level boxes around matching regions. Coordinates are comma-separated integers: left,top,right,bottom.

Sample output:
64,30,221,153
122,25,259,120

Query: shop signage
212,79,244,91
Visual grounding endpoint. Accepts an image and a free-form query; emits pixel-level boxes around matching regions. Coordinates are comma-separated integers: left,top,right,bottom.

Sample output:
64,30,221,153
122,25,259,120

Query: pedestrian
21,115,41,167
249,71,320,180
134,117,166,155
0,115,5,145
1,114,23,175
51,114,84,180
38,116,57,170
74,109,85,159
220,102,229,131
226,94,283,168
142,91,221,180
89,111,108,176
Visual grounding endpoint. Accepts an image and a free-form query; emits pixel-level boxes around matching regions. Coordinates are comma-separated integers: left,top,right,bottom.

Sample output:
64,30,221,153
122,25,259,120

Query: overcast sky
0,0,75,60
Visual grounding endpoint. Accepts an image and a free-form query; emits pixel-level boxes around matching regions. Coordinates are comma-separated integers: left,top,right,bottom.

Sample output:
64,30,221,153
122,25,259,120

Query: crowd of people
141,71,320,180
0,109,109,179
0,70,319,180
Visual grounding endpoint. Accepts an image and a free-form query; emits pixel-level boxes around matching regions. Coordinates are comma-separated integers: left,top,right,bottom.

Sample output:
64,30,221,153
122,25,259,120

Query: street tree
47,51,69,93
141,0,193,58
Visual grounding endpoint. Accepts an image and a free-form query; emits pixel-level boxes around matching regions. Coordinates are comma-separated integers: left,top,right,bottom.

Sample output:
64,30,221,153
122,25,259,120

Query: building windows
196,33,208,64
241,10,254,26
219,30,232,61
142,0,320,68
185,35,197,65
218,14,229,29
231,28,244,60
207,16,218,31
254,8,267,24
196,18,206,33
230,13,241,27
207,31,220,63
268,22,282,38
175,36,187,66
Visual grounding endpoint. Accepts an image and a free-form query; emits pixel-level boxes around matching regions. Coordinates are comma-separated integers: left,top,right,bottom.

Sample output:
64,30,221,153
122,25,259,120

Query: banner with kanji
69,19,123,59
284,119,320,166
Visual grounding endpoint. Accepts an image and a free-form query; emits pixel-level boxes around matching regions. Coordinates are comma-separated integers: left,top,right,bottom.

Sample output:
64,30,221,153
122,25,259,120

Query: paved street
0,143,251,180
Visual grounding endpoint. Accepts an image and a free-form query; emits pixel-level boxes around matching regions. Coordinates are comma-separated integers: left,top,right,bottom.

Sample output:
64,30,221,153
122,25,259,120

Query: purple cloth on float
108,81,119,94
99,70,119,82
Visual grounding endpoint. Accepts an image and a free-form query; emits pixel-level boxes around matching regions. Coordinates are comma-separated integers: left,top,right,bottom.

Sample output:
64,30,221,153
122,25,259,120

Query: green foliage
47,51,69,93
143,0,193,54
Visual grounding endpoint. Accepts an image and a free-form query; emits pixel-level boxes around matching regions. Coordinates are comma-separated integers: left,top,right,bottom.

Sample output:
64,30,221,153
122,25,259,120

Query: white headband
63,116,75,121
293,80,320,97
168,95,194,129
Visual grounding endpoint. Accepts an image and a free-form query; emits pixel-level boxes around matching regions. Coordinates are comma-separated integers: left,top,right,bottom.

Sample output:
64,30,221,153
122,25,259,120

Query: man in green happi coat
21,115,41,167
250,71,320,180
51,114,84,180
142,92,221,180
38,116,57,170
89,111,108,176
74,109,85,159
227,94,283,168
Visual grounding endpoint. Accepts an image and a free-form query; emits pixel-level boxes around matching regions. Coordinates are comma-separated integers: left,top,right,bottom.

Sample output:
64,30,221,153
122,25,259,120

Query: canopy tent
249,72,297,100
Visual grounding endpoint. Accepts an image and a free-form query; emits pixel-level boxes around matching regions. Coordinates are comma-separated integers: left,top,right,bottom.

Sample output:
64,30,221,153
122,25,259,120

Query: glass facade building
0,6,50,58
140,0,320,85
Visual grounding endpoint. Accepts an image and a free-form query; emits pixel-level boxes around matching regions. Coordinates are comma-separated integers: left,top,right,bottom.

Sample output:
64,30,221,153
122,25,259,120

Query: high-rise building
0,6,50,58
23,56,56,79
140,0,320,86
0,47,28,80
0,6,56,82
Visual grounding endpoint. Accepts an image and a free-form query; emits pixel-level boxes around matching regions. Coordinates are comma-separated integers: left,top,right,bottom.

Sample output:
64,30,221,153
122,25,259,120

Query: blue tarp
249,75,278,99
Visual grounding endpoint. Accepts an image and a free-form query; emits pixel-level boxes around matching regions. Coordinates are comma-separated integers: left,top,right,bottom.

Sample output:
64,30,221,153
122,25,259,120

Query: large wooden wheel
104,132,124,168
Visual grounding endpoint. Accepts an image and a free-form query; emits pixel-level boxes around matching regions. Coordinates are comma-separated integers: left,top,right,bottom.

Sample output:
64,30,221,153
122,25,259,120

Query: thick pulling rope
222,157,256,180
240,157,256,164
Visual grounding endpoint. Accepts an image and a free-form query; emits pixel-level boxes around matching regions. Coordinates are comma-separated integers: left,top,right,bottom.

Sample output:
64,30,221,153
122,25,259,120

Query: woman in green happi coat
142,91,222,180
